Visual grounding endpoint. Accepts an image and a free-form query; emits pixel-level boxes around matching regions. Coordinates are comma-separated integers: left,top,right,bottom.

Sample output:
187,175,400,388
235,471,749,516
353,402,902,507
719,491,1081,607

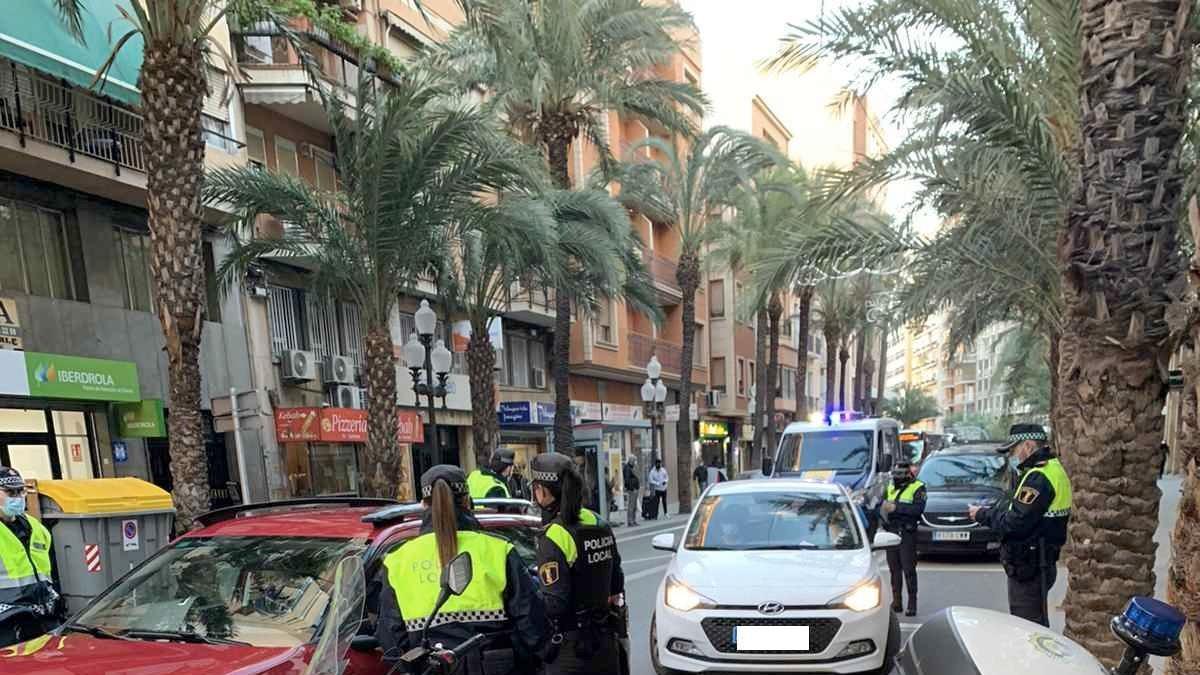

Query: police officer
969,424,1071,627
0,467,59,646
530,453,625,675
468,448,515,501
376,465,545,673
880,458,925,617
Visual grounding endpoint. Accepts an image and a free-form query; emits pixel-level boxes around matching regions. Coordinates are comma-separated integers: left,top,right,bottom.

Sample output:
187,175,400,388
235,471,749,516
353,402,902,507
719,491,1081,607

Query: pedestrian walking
622,458,640,527
969,424,1072,627
879,459,925,616
648,459,669,516
693,461,708,495
530,453,625,675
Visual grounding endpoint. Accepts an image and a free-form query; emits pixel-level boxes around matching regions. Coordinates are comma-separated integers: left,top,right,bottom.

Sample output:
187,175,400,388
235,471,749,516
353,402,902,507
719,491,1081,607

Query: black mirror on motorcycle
441,551,473,597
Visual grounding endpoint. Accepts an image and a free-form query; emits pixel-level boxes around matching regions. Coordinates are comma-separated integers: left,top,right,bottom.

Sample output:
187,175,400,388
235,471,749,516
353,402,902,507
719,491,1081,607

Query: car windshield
775,430,873,474
684,490,862,551
918,454,1011,491
74,536,365,648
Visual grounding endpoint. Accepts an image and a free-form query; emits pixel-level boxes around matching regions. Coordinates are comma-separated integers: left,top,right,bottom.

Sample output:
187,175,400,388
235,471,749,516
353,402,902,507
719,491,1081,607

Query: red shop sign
275,408,320,442
276,407,368,443
320,408,368,443
397,410,425,444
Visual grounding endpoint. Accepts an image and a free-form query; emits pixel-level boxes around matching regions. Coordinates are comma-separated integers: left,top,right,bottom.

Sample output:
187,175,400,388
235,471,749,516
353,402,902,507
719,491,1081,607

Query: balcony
648,251,683,305
505,280,556,328
629,332,683,376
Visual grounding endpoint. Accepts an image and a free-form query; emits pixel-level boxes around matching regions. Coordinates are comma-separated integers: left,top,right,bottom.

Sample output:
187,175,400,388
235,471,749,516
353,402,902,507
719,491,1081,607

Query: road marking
625,563,671,582
616,525,686,544
622,554,674,565
900,623,921,630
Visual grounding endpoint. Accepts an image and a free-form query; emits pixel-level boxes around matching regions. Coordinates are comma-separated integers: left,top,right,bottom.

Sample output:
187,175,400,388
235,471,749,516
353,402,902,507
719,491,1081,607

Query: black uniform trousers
545,634,621,675
885,528,918,607
1007,564,1057,627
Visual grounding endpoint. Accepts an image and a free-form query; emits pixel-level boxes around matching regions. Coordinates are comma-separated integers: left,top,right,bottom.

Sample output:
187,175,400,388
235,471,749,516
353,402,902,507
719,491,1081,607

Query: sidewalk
1048,474,1181,671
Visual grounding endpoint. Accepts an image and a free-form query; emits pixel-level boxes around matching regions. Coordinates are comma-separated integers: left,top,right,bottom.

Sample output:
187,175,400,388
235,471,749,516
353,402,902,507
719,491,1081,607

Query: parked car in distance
914,445,1015,556
650,479,901,674
0,498,545,674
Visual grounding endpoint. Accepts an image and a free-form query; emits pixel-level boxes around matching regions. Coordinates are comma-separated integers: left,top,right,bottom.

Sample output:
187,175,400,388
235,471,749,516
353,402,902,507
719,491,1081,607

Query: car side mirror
872,531,901,551
879,455,894,472
652,532,677,552
441,551,473,597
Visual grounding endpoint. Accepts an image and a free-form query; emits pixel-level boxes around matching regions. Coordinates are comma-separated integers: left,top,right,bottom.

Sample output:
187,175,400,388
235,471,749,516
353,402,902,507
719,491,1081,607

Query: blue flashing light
1121,597,1185,644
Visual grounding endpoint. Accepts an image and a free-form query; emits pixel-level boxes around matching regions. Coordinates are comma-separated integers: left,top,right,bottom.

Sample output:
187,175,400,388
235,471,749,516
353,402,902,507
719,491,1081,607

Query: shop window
0,198,82,301
309,444,359,495
54,410,93,480
708,279,724,317
115,227,154,312
710,357,726,392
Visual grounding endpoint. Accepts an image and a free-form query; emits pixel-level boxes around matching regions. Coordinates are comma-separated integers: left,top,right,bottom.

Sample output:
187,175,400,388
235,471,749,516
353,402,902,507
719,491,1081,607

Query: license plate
733,625,810,651
933,531,971,542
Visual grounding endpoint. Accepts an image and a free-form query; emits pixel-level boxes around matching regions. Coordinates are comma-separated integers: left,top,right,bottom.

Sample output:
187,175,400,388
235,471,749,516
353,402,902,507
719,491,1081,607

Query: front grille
922,513,977,527
700,617,842,654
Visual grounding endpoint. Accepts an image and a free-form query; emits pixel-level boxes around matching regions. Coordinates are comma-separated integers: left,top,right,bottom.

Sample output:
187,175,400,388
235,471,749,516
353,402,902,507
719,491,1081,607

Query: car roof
707,477,846,496
782,417,899,434
929,442,1004,456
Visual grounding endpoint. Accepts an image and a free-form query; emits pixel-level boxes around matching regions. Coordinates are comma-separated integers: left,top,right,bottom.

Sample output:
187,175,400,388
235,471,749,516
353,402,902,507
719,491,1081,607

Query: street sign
122,519,139,552
665,404,680,422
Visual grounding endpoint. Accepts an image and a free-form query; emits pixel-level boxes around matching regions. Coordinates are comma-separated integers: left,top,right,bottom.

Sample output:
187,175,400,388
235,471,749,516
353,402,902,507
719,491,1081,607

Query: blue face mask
2,496,25,518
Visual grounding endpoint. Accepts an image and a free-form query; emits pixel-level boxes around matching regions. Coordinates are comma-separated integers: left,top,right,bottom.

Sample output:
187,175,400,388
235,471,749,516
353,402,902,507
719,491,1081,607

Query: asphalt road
612,513,1024,675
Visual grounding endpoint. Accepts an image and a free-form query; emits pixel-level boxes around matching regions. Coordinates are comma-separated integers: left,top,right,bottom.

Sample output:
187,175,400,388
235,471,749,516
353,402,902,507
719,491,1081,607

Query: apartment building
0,2,264,504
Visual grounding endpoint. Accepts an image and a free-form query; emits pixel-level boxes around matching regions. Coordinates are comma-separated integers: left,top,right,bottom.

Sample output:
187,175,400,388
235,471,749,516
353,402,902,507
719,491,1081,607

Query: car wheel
865,611,902,675
650,614,681,675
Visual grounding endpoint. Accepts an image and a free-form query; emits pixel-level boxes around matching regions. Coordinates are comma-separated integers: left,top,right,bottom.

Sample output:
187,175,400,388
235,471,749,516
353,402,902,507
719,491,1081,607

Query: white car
650,478,902,674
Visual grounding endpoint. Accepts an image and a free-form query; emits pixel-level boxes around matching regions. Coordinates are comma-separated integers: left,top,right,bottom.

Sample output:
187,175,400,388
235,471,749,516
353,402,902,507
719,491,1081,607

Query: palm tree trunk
838,342,850,412
362,324,412,501
753,309,768,466
876,322,890,416
1166,379,1199,675
1048,329,1061,440
141,42,209,529
795,286,814,420
466,330,499,469
823,328,838,417
545,131,575,456
1059,1,1193,662
766,292,783,466
854,327,871,411
676,252,700,513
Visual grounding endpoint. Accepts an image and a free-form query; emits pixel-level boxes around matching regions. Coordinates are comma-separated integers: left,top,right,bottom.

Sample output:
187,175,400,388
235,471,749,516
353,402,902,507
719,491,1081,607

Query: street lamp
404,299,453,460
641,356,668,462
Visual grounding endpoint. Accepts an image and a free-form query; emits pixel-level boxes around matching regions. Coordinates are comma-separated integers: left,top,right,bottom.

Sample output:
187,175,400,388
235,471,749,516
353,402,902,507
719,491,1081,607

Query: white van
770,416,902,511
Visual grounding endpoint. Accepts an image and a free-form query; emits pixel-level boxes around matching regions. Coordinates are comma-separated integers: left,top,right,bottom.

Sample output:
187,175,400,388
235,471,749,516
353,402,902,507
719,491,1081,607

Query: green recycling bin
36,478,175,613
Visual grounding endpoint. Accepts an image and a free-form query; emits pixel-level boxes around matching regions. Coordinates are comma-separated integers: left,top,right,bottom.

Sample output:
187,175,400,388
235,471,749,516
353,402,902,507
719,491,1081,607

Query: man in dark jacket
622,459,640,527
879,459,925,616
969,424,1071,627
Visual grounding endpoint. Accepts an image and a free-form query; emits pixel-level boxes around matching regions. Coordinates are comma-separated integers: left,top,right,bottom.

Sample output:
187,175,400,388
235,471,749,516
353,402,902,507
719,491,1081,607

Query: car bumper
916,525,1001,554
655,602,890,673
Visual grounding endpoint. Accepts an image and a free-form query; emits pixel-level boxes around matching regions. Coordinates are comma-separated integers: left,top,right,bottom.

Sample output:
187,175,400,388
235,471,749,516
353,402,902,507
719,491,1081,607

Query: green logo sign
25,352,140,402
114,399,166,437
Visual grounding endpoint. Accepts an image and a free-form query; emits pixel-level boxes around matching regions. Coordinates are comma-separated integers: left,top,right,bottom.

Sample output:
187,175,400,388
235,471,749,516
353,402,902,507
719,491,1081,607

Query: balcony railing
629,332,683,376
649,252,680,293
232,19,365,90
507,280,555,311
0,58,145,174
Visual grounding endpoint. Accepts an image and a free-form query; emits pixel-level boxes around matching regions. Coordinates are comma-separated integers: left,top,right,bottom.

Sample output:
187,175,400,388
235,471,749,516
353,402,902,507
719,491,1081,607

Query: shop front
274,406,367,496
497,400,553,485
0,349,146,481
698,419,734,473
572,401,651,517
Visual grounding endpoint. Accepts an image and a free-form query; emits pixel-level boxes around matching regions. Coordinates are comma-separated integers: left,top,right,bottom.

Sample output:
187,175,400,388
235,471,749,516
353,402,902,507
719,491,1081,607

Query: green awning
0,0,143,106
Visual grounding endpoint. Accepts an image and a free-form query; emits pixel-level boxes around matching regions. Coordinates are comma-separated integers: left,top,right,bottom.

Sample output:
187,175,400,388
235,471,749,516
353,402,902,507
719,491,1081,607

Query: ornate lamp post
403,299,454,458
641,356,668,462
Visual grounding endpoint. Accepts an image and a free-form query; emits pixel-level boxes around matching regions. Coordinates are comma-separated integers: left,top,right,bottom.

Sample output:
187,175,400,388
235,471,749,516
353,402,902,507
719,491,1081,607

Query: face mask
3,496,26,518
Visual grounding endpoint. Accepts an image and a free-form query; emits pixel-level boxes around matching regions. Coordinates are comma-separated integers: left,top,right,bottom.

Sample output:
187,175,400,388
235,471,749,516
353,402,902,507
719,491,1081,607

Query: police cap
530,452,576,485
0,466,23,491
421,464,468,499
490,447,515,469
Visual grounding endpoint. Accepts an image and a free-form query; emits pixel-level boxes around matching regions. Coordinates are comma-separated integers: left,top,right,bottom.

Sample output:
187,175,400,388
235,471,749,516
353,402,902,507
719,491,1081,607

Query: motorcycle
892,596,1185,675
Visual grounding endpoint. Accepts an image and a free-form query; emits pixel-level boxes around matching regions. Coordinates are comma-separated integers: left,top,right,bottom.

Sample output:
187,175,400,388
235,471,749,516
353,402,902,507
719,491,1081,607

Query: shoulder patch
539,561,560,586
1017,486,1041,505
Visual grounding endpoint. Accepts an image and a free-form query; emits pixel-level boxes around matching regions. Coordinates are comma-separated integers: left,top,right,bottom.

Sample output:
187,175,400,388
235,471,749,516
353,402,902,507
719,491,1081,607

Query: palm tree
882,384,940,427
811,279,858,418
613,128,779,511
438,0,707,457
205,70,548,502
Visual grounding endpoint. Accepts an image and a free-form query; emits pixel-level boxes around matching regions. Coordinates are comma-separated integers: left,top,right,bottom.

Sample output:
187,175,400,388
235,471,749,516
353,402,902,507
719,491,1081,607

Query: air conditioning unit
705,390,722,408
323,355,357,384
281,349,319,382
333,385,364,409
531,367,547,389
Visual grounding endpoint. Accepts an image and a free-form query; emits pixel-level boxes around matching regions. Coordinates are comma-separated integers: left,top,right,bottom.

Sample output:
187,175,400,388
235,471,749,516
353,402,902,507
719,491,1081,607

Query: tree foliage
883,384,941,426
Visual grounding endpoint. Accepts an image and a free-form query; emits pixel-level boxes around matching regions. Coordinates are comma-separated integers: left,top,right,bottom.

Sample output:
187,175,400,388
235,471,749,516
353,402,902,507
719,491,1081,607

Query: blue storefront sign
535,402,555,426
499,401,533,426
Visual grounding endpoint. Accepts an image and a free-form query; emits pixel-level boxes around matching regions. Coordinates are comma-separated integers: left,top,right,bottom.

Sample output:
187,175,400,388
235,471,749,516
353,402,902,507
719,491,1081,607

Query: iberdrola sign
24,352,140,402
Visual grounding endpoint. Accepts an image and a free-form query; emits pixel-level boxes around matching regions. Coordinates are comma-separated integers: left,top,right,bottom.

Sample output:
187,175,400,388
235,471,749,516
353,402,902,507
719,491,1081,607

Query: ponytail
429,480,459,566
559,466,582,526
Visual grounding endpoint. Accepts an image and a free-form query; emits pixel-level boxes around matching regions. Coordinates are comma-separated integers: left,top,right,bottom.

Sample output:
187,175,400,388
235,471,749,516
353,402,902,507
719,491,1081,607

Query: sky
680,0,937,235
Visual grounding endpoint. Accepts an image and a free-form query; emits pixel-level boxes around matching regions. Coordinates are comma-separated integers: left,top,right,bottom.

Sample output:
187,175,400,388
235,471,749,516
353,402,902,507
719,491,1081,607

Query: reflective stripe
0,574,37,589
885,480,923,503
546,523,577,565
403,609,509,632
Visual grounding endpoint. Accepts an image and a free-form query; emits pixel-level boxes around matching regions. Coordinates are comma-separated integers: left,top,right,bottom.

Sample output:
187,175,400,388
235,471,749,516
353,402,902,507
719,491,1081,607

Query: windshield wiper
61,622,133,641
742,544,821,550
120,629,251,646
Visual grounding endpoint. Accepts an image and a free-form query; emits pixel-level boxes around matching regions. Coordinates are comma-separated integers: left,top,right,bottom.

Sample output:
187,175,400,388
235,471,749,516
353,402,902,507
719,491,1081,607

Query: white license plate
733,625,810,651
933,531,971,542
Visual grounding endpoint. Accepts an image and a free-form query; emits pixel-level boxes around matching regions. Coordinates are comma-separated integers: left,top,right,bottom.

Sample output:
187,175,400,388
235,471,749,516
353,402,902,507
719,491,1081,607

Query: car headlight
832,579,881,612
664,575,717,612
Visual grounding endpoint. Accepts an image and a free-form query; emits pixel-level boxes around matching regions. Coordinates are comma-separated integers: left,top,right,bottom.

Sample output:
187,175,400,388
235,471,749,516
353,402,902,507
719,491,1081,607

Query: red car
0,498,543,674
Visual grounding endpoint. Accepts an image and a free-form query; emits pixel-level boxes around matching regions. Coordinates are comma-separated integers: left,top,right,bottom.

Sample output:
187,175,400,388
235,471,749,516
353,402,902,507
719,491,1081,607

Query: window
693,325,704,367
595,300,614,345
245,127,267,170
203,242,221,322
708,279,725,317
749,361,756,396
780,366,796,400
737,358,746,396
275,136,300,176
508,334,530,388
782,316,793,338
202,114,236,153
267,286,304,354
313,148,337,192
710,357,726,392
0,199,79,300
115,227,153,312
530,338,547,389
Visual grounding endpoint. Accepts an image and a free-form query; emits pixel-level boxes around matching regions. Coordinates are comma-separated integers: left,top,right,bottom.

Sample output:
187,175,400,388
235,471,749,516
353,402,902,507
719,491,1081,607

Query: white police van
769,413,901,512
